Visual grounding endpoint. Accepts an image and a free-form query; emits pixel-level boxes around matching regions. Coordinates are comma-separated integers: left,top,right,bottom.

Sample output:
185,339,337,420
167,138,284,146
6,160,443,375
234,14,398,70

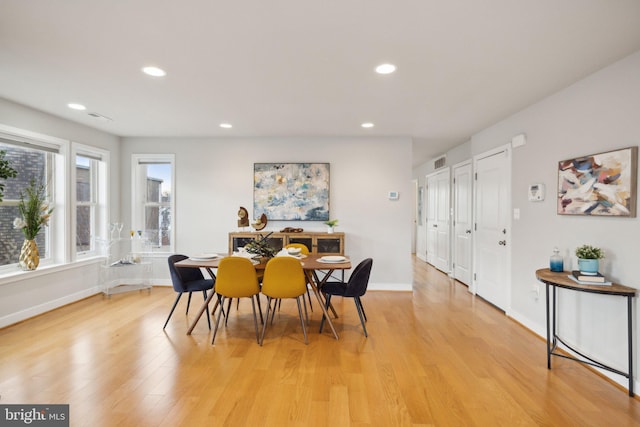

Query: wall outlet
531,283,540,300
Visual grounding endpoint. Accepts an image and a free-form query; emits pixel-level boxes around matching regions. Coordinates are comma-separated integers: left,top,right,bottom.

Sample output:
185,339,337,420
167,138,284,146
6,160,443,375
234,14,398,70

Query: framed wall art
254,163,330,221
557,146,638,217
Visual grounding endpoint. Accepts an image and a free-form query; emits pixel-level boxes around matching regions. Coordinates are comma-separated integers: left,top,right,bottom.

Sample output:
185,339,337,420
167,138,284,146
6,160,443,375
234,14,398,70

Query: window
132,154,174,252
72,143,108,258
0,135,59,268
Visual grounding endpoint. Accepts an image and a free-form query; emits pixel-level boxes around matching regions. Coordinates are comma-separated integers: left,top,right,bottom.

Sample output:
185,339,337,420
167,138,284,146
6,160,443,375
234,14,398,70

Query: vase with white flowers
13,179,53,270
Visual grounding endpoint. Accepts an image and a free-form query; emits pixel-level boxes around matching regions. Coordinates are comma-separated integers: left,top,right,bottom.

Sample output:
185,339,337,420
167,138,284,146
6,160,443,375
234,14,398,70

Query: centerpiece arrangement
13,179,54,270
244,232,277,260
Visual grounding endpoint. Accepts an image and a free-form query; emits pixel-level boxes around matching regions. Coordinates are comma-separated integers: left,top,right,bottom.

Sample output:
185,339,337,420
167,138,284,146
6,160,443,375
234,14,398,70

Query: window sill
0,257,104,287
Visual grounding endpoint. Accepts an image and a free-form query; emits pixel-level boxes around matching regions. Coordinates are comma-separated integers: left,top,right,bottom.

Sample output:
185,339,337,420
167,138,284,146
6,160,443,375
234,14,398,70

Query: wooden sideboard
229,231,345,256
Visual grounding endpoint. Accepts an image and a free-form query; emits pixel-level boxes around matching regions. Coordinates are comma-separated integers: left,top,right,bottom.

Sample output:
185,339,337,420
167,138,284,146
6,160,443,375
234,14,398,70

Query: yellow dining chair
260,257,309,345
284,243,309,255
212,257,262,345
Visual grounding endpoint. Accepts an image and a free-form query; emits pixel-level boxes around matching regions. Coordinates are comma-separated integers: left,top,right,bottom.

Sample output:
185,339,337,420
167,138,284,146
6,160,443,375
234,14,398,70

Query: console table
536,268,636,396
229,231,344,255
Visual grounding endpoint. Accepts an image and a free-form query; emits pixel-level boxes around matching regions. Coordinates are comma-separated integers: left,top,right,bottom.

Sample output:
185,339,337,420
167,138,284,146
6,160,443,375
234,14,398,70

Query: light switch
513,208,520,220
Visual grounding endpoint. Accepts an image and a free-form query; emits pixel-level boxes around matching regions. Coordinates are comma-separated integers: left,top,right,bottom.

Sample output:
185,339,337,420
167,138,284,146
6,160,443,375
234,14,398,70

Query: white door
426,169,450,273
425,175,437,265
453,161,472,286
473,147,510,311
415,183,427,261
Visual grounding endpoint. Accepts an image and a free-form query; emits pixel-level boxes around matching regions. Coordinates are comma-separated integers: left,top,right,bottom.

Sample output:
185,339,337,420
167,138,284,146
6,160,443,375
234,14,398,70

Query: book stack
569,270,612,286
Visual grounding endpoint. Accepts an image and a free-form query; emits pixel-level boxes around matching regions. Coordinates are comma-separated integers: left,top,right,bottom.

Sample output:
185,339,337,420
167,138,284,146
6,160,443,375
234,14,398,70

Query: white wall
415,49,640,391
0,98,121,327
120,136,414,290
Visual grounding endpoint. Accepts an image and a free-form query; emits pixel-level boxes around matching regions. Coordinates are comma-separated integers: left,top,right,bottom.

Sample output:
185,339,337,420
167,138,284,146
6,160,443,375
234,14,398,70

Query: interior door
473,148,510,310
425,175,437,265
453,161,472,286
426,169,450,273
415,183,427,261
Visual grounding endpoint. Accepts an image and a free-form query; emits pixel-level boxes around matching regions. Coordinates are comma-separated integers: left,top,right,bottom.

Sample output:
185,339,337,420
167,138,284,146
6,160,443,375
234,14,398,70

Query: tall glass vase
19,239,40,271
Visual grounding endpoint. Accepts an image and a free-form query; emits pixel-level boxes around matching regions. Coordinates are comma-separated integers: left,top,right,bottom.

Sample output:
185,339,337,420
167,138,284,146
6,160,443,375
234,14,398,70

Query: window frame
131,153,175,254
71,142,109,260
0,124,68,271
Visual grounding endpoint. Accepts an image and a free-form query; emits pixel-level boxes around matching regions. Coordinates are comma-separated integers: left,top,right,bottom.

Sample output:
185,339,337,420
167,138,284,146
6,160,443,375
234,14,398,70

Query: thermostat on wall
528,183,545,201
388,191,399,200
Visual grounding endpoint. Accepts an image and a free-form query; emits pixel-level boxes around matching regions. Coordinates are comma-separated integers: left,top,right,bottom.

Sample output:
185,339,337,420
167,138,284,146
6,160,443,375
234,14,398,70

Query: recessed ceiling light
142,66,166,77
375,63,396,74
68,103,86,111
219,123,232,129
361,122,375,128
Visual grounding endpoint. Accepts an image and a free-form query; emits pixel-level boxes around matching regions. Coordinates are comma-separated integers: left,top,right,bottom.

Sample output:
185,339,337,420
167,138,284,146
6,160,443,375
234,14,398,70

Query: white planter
327,226,334,234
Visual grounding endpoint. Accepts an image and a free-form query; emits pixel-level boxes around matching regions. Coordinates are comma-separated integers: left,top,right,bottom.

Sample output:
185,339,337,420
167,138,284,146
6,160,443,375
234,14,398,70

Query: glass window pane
0,143,51,266
0,143,47,199
76,156,91,202
144,205,171,248
145,164,171,203
76,206,91,252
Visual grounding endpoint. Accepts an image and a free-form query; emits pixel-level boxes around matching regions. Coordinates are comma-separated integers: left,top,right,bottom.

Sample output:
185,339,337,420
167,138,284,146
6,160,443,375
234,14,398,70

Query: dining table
175,253,352,340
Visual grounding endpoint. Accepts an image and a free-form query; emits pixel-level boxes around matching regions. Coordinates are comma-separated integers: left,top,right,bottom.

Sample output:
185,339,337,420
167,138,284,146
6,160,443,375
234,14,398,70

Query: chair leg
302,293,309,324
319,294,332,334
354,298,368,337
203,290,211,330
296,297,308,344
356,296,367,322
251,296,260,344
225,297,233,326
163,293,183,329
211,298,227,319
270,298,278,325
186,292,193,314
260,296,273,346
255,293,264,324
212,295,225,345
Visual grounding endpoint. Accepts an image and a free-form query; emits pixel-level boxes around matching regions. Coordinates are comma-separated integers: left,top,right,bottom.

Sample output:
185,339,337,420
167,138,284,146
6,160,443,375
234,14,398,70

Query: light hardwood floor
1,258,639,426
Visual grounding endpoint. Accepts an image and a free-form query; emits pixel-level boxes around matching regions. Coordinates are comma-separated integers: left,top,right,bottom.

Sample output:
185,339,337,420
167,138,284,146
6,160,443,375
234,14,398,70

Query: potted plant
0,149,17,202
324,219,339,233
13,179,54,270
575,244,604,275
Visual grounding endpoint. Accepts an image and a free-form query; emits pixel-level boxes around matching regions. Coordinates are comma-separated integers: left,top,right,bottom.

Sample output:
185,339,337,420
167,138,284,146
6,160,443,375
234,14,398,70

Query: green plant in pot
575,244,604,275
324,219,338,233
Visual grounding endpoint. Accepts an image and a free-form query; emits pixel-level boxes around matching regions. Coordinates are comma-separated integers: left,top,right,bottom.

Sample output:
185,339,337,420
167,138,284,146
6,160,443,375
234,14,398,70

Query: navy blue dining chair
319,258,373,337
164,254,215,330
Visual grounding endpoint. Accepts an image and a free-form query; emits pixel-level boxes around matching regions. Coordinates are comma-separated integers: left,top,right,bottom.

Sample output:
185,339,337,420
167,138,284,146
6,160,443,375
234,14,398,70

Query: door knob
465,229,471,234
433,224,438,228
498,240,506,246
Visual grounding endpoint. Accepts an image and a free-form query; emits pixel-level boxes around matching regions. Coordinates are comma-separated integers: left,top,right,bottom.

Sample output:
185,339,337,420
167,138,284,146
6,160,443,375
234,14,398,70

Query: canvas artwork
254,163,330,221
557,146,638,217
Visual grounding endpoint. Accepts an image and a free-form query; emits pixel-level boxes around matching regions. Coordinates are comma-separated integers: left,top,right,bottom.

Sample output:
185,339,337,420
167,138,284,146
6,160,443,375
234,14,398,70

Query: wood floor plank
1,258,640,426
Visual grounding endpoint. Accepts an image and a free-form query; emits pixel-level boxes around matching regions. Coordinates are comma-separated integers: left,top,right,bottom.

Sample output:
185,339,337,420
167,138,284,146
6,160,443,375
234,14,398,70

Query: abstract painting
557,146,637,216
254,163,330,221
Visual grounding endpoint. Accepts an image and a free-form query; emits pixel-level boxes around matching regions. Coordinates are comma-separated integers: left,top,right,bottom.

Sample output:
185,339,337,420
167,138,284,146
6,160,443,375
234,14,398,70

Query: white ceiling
2,1,640,167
